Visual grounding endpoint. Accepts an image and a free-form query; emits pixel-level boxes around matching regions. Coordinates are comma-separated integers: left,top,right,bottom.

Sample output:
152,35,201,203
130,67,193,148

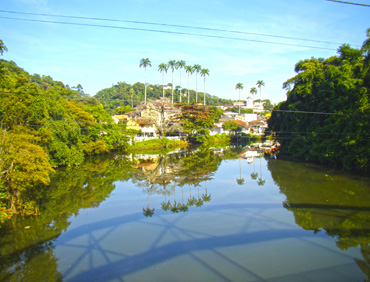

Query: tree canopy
268,34,370,173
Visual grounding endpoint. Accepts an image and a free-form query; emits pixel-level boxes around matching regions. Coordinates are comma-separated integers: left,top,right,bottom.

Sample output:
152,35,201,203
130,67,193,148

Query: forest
268,29,370,173
95,81,234,114
0,40,233,218
0,56,135,215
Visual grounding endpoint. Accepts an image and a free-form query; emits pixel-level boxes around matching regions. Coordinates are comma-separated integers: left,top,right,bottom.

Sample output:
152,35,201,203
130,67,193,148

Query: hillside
95,81,233,114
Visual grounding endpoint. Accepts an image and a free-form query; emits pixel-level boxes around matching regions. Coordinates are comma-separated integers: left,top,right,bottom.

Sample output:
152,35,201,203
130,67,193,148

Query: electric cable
0,16,338,51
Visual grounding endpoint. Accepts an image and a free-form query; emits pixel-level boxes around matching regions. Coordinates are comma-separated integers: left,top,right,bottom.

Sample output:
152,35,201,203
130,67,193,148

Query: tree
256,80,265,101
158,63,168,98
185,65,193,104
200,68,209,106
139,58,152,104
235,83,244,114
129,87,135,108
0,39,8,56
268,36,370,173
250,87,257,105
192,64,202,102
167,60,176,104
176,60,186,103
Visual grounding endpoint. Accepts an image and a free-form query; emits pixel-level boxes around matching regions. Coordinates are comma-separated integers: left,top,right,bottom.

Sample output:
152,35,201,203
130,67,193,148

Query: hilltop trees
268,36,370,173
0,49,130,214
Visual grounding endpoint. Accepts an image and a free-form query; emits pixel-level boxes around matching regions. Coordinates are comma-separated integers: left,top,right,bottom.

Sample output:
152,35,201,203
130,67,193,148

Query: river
1,146,370,281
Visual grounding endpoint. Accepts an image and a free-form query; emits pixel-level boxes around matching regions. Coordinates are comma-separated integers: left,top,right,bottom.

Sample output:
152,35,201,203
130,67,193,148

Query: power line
326,0,370,7
0,9,352,47
271,109,346,115
0,16,338,51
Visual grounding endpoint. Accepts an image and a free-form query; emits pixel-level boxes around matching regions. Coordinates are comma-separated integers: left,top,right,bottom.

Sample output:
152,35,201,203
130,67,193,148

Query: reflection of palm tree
170,202,180,213
202,194,211,202
257,157,266,186
179,203,188,213
143,207,155,217
143,186,155,217
195,198,204,207
251,157,258,180
161,201,171,211
236,158,245,185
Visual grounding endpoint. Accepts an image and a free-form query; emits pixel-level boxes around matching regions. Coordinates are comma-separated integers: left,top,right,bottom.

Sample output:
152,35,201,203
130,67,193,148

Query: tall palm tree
250,87,257,107
158,63,168,98
200,68,209,105
0,40,8,56
256,80,265,102
235,83,244,114
176,60,186,103
139,58,152,104
168,60,176,104
185,65,193,104
192,64,202,103
362,28,370,64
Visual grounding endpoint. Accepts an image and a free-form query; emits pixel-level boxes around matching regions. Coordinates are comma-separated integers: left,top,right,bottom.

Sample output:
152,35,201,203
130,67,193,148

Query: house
126,118,157,137
112,115,127,124
249,119,268,135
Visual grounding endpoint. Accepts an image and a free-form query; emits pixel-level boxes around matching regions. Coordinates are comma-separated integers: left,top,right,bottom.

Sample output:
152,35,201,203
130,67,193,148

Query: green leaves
269,41,370,173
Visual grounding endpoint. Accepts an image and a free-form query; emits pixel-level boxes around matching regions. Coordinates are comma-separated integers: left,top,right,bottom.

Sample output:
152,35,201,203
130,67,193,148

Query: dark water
1,146,370,281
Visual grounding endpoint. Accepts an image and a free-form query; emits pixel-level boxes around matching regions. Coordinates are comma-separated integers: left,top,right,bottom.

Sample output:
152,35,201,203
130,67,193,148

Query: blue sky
0,0,369,104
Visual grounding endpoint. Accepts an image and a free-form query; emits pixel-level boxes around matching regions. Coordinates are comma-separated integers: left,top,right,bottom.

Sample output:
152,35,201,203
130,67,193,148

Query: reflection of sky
53,158,366,281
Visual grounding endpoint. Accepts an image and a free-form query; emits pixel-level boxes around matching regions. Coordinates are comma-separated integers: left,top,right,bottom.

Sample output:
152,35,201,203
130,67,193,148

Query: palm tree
256,80,265,102
176,60,186,103
0,40,8,56
168,60,176,104
158,63,168,98
200,68,209,105
192,64,202,103
235,83,244,114
185,65,193,104
362,28,370,64
250,87,257,107
139,58,152,104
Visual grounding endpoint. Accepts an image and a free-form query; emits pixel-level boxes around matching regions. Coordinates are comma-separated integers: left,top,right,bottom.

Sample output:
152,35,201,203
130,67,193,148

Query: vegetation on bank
268,29,370,173
0,41,231,218
128,138,188,151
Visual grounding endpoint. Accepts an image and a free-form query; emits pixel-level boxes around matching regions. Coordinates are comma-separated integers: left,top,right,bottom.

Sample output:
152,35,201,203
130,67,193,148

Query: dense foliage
268,32,370,173
0,58,129,214
95,81,234,114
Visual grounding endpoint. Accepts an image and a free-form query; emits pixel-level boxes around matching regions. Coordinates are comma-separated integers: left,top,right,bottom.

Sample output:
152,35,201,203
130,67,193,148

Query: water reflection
132,147,237,215
1,146,370,281
268,158,370,280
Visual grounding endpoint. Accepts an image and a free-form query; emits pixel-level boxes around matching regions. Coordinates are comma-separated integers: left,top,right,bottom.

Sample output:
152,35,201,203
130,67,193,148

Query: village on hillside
111,96,269,140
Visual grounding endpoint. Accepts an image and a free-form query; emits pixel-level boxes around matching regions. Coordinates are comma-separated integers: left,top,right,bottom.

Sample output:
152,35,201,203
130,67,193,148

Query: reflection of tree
251,157,258,180
0,153,136,281
355,245,370,281
236,158,245,185
132,147,228,214
268,158,370,280
257,156,265,186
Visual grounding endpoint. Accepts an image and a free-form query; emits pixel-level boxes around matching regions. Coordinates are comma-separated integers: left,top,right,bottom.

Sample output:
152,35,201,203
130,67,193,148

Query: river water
1,146,370,281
